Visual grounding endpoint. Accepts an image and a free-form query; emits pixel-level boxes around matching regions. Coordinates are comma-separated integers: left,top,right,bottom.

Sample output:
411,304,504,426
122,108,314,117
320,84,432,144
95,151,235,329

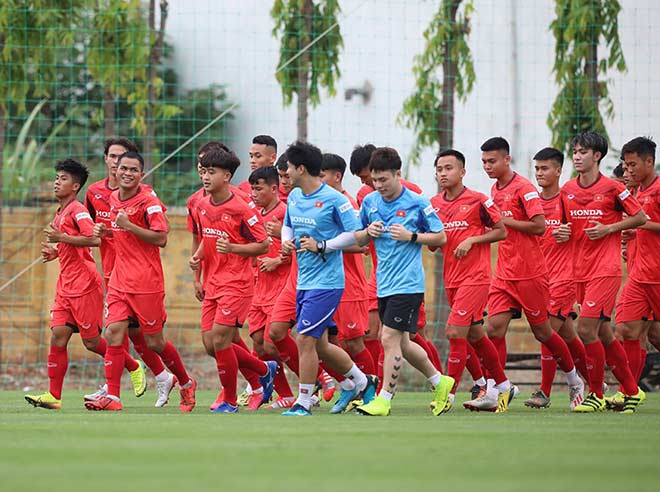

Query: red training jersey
561,173,643,281
431,187,501,288
253,201,291,306
630,176,660,284
187,184,255,237
195,193,268,299
52,200,102,297
341,191,368,301
107,187,169,294
238,180,252,196
491,173,547,281
278,185,290,204
539,193,573,284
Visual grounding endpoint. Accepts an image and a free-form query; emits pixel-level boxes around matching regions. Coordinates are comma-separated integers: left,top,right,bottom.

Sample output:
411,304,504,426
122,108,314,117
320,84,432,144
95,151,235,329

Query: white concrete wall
167,0,660,196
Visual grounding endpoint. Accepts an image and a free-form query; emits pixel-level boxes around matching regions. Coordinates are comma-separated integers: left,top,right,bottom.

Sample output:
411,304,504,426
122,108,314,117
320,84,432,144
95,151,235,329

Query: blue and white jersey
360,187,444,297
285,183,359,290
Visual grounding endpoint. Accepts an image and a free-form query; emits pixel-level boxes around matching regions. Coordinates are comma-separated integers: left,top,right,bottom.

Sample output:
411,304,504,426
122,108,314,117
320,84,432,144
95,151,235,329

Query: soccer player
238,135,278,195
189,148,277,413
354,147,454,417
85,151,197,412
481,137,584,412
25,159,143,409
561,132,646,413
319,153,375,377
524,147,590,409
276,153,293,203
608,136,659,412
430,149,512,413
279,141,376,416
246,165,296,408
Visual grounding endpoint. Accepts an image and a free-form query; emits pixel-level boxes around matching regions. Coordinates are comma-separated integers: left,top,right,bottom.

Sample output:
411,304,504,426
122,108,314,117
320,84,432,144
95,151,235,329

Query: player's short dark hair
286,141,323,177
117,151,145,171
55,158,89,190
480,137,510,155
533,147,564,167
197,141,230,159
368,147,402,172
435,149,466,168
321,153,347,178
199,148,241,176
621,136,656,162
249,165,279,186
349,144,377,175
276,152,289,172
104,137,138,156
613,162,624,178
252,135,277,151
571,131,608,162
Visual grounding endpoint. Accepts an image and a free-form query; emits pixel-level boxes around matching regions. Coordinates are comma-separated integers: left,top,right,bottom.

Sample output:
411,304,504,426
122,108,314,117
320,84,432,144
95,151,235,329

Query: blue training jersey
360,186,444,297
285,183,359,290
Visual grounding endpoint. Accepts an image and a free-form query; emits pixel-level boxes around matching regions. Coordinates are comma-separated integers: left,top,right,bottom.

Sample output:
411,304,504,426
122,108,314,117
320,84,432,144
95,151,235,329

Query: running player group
24,130,658,416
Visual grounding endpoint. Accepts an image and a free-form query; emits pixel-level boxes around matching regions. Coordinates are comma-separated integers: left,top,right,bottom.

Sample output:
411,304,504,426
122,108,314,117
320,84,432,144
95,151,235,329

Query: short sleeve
144,197,168,232
480,195,501,227
359,197,371,228
519,184,544,219
241,207,268,242
419,197,444,233
615,183,643,217
73,206,95,235
334,194,359,232
84,191,96,220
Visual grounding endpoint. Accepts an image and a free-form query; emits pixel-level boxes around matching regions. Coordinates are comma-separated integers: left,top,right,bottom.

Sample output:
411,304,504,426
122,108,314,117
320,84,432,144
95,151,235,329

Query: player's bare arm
115,209,168,247
454,219,506,259
44,224,100,247
584,209,646,240
502,213,545,235
216,237,269,256
389,223,447,247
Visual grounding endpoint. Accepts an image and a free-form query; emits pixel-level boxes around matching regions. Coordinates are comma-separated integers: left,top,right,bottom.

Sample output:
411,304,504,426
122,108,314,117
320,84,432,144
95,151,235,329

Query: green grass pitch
1,389,658,492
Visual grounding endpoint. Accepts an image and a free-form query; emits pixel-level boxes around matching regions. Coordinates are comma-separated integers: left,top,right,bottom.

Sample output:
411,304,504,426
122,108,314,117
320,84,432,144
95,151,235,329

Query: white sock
180,380,192,389
427,371,441,388
252,387,263,394
474,377,486,387
495,380,511,393
245,382,253,393
343,364,368,392
448,393,455,403
565,368,581,386
486,378,495,391
154,371,170,382
380,390,394,401
340,378,356,391
296,383,315,410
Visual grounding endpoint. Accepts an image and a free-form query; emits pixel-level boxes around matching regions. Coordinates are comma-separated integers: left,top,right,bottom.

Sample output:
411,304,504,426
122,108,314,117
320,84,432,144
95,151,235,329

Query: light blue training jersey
285,182,359,290
360,186,444,297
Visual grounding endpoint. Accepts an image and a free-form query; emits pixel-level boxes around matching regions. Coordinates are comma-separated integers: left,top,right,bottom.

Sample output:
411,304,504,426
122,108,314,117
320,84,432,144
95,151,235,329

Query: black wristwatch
316,240,327,262
410,232,418,243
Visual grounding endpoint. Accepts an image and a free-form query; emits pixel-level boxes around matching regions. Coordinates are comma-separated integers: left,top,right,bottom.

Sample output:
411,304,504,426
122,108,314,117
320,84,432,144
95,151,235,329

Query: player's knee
380,329,400,350
263,340,279,359
296,334,316,351
268,323,286,342
344,337,364,355
144,334,166,352
81,337,99,352
648,324,660,350
531,324,552,343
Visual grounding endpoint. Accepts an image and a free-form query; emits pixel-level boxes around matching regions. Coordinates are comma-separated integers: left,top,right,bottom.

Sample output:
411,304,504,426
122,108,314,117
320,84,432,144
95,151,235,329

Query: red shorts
547,281,577,320
488,276,549,326
367,270,378,311
105,288,166,334
615,279,660,324
446,284,488,327
332,300,369,341
575,276,621,320
270,284,297,325
201,295,251,331
247,303,274,335
50,286,103,339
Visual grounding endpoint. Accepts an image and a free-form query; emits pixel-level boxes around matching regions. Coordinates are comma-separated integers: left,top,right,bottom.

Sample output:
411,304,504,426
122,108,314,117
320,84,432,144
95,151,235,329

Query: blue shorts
295,289,344,339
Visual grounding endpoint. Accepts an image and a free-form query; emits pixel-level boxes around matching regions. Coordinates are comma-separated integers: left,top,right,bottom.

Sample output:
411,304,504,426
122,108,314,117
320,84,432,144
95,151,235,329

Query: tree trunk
585,39,599,123
0,106,5,258
103,89,116,138
296,0,313,142
143,0,168,183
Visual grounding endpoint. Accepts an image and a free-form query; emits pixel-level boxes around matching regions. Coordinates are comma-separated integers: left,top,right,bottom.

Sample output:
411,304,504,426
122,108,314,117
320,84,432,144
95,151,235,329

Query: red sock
490,336,507,370
542,332,574,372
351,348,376,375
272,361,294,398
472,336,507,385
413,335,442,372
584,341,605,398
377,350,384,392
129,330,166,376
465,343,484,381
447,338,467,394
105,345,125,398
273,334,299,376
320,361,346,383
47,345,68,400
606,339,638,395
215,347,239,405
540,344,557,396
567,337,589,381
233,343,267,376
160,341,191,386
364,339,383,368
637,348,647,382
621,339,641,386
234,336,252,354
